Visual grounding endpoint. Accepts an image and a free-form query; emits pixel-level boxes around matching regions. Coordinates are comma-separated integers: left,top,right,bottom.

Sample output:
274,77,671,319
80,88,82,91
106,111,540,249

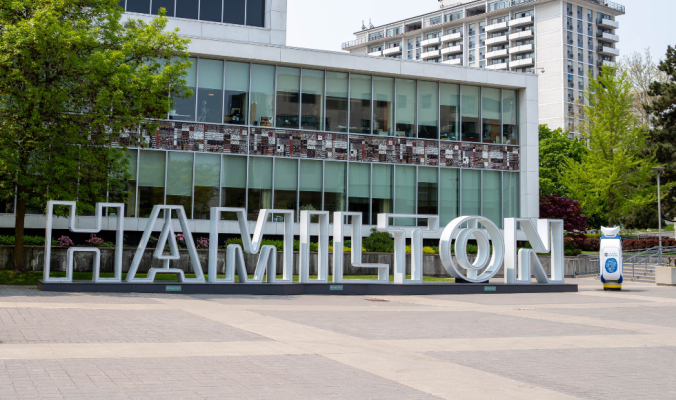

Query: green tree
561,66,672,227
538,124,588,197
0,0,192,272
645,45,676,223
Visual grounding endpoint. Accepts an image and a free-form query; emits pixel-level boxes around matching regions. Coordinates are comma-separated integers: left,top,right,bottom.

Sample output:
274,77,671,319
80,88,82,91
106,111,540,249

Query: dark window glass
126,0,150,13
151,0,174,16
176,0,199,19
246,0,265,27
223,0,246,25
118,0,126,9
200,0,222,22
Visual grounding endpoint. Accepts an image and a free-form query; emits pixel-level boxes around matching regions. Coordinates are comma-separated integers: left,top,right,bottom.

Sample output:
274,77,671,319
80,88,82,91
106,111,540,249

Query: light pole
653,167,666,266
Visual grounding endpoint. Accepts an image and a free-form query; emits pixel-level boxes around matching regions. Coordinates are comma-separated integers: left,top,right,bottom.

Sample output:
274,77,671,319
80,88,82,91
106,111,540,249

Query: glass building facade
118,0,266,28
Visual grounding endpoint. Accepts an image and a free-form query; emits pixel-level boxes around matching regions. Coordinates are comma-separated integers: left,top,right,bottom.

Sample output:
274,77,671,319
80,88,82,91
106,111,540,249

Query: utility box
600,226,623,290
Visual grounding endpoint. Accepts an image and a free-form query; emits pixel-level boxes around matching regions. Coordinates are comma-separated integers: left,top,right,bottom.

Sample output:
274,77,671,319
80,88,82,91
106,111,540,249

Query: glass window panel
223,0,245,25
371,164,392,225
502,89,518,145
324,161,346,221
169,57,197,121
349,74,372,134
248,157,272,220
197,59,224,123
126,0,150,14
125,150,138,218
301,69,324,131
395,165,415,226
325,72,348,132
166,152,193,218
396,79,416,137
175,0,198,19
299,160,322,215
439,168,458,226
138,151,165,218
482,171,501,228
461,85,480,142
194,154,220,220
348,163,370,219
418,81,439,139
276,67,300,128
417,167,438,222
250,64,275,127
224,61,249,125
246,0,265,27
373,76,394,136
482,87,501,144
440,83,460,140
151,0,173,16
274,158,298,219
200,0,222,22
503,172,520,218
461,170,480,216
221,155,247,219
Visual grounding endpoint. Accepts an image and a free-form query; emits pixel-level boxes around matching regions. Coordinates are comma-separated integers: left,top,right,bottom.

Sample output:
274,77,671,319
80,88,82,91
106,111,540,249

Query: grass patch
0,271,453,286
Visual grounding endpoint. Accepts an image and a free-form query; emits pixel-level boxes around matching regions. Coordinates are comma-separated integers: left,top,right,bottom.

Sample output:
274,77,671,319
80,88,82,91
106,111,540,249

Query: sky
286,0,675,63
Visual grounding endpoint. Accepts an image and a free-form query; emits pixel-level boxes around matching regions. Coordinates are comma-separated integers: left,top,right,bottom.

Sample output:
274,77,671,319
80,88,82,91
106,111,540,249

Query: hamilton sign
42,201,565,285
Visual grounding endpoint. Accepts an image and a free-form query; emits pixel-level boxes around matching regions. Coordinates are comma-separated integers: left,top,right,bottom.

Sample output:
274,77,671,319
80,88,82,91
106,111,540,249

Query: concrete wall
0,246,597,278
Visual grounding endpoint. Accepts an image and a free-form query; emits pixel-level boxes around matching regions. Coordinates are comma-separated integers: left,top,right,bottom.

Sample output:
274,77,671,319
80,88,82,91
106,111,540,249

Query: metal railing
583,0,626,13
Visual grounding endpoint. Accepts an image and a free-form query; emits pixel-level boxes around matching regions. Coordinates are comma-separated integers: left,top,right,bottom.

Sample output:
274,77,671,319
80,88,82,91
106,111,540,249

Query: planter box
655,266,676,286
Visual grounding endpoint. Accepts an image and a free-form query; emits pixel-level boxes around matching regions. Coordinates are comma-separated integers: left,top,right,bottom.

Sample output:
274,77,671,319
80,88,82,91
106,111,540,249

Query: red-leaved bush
539,194,588,233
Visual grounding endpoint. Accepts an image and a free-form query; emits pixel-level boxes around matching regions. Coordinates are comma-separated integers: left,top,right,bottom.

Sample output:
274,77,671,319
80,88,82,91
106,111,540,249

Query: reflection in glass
273,158,298,221
150,0,173,16
461,85,480,142
503,172,519,218
348,163,370,220
503,90,518,144
125,150,137,217
138,151,165,218
394,166,415,226
482,171,501,228
440,83,460,140
417,167,438,224
325,72,348,132
371,164,393,225
461,169,480,216
250,64,275,127
224,61,249,125
221,155,247,220
349,74,372,134
166,152,193,218
482,87,501,143
276,67,300,128
247,157,272,220
324,161,346,223
373,76,394,135
418,81,439,139
396,79,416,137
223,0,245,25
439,168,458,226
175,0,198,19
299,160,322,220
194,154,220,220
197,59,224,123
301,69,324,130
169,57,197,121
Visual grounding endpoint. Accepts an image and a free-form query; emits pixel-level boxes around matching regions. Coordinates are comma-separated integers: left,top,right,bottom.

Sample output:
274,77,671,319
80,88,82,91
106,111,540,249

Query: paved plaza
1,278,675,399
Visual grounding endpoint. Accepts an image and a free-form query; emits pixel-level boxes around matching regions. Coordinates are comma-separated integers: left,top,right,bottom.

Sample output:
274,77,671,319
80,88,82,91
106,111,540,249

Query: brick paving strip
0,279,675,399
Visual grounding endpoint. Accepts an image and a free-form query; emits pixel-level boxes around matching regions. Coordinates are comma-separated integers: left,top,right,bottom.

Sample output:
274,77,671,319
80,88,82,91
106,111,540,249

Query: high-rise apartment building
342,0,624,133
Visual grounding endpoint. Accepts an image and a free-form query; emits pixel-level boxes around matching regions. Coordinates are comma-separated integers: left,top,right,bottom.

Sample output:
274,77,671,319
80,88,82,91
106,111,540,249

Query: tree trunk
14,185,26,273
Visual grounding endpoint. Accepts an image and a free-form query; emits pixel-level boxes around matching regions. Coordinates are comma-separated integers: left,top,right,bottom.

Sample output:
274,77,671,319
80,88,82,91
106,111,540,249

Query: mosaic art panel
135,122,248,154
249,129,348,160
348,135,439,166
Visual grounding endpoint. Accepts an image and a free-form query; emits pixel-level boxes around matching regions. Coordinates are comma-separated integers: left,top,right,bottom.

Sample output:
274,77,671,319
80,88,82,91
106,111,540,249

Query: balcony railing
583,0,625,13
342,37,367,49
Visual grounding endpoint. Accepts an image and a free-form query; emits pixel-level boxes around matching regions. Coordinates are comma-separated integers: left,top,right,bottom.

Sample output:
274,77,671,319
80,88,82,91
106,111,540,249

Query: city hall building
0,0,539,238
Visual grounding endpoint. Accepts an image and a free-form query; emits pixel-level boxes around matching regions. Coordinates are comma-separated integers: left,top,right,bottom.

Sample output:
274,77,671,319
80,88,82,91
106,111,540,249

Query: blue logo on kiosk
605,258,618,273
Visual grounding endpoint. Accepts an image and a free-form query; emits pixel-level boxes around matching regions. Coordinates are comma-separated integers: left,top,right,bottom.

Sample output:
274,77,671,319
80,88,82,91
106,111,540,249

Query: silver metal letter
332,212,389,284
504,218,565,284
299,210,330,283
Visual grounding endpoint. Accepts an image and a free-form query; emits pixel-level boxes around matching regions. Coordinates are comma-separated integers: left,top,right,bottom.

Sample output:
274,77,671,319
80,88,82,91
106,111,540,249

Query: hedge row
566,237,676,252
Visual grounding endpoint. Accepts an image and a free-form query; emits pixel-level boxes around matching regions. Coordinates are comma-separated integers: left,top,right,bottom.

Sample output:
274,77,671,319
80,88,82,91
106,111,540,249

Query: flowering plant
85,234,104,247
195,237,209,249
175,233,185,248
57,236,74,247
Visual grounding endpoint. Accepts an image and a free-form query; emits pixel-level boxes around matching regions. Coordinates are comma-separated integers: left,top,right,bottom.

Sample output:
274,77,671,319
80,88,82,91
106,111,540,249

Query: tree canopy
538,125,588,197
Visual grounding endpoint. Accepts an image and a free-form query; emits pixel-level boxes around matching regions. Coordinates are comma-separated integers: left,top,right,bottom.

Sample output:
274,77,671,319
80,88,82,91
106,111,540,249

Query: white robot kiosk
599,226,623,290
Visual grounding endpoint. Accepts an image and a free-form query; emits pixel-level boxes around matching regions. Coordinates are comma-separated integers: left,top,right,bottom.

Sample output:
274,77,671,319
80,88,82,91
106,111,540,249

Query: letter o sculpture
439,216,505,283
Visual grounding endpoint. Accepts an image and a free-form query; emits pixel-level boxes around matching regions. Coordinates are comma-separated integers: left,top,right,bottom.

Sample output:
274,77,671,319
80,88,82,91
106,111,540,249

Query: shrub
85,234,103,247
57,236,74,247
362,228,394,253
195,237,209,249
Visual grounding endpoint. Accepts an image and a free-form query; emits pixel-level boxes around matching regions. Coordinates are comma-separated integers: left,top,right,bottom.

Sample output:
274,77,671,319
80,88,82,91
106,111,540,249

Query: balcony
598,60,616,68
421,50,441,60
599,32,619,42
598,46,620,56
442,58,463,66
421,37,441,47
485,21,509,33
441,45,463,55
486,49,508,59
509,43,533,54
509,30,533,41
368,50,383,57
509,15,533,28
441,32,462,43
597,18,619,29
342,37,367,49
486,35,509,46
486,62,509,70
383,47,402,56
510,57,534,68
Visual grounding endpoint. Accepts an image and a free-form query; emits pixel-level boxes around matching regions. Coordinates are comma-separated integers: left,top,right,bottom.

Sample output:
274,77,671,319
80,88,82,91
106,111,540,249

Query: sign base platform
38,280,578,295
